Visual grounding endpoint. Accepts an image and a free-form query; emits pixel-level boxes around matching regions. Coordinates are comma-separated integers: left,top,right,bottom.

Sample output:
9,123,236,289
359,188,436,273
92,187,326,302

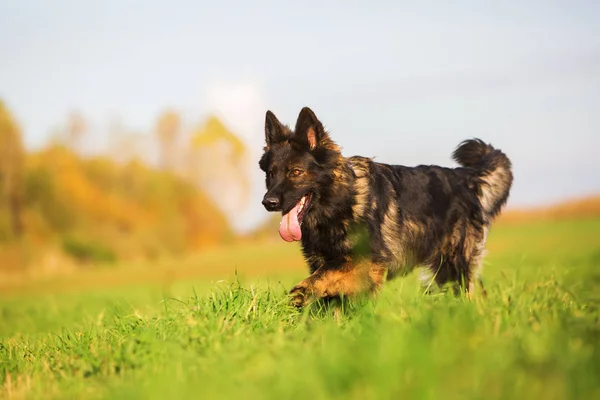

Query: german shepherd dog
259,107,513,308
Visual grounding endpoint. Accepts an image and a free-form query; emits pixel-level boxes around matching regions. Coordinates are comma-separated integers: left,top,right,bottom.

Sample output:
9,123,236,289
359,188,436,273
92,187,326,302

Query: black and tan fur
259,107,513,307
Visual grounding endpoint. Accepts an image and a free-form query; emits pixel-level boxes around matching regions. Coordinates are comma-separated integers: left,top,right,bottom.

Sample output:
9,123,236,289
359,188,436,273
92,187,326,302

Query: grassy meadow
1,217,599,399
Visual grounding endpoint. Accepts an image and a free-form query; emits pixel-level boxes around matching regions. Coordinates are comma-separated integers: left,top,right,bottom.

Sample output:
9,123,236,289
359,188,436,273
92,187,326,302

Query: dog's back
347,139,513,290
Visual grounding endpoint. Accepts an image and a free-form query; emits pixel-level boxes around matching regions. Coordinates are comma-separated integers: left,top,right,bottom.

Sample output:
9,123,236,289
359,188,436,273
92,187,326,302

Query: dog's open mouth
279,193,312,242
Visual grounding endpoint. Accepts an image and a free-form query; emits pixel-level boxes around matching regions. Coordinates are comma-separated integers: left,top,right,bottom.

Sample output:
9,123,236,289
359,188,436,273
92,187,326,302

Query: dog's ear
265,111,287,146
294,107,327,150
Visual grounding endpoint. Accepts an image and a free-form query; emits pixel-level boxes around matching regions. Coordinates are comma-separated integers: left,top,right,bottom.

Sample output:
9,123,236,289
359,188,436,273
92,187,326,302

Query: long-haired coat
259,107,513,307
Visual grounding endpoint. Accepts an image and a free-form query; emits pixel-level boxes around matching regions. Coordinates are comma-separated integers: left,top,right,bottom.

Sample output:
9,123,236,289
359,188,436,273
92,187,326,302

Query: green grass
1,219,599,399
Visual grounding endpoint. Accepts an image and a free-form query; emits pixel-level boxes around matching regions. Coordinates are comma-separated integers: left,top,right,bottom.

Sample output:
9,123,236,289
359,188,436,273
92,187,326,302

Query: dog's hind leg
467,227,489,299
465,267,487,299
429,258,487,300
424,252,478,298
427,222,488,299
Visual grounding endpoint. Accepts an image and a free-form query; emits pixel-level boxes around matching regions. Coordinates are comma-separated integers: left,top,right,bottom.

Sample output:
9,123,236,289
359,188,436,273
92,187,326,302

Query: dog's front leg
289,262,386,308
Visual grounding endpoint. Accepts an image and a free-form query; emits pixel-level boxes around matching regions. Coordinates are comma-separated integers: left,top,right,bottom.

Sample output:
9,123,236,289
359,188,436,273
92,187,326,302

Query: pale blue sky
1,0,599,231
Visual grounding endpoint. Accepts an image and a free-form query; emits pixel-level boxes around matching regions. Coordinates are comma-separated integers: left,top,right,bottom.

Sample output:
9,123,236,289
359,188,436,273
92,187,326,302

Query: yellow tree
156,110,180,171
0,100,25,238
188,115,250,219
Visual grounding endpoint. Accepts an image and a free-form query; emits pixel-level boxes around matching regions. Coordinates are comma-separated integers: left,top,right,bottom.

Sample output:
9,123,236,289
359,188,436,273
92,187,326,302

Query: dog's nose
262,196,280,211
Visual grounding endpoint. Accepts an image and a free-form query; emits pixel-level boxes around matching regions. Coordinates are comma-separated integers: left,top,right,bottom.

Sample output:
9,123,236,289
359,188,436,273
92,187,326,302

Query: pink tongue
279,201,302,242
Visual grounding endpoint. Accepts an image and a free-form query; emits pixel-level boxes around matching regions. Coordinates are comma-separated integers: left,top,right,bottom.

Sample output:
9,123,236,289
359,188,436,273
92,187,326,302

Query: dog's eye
290,168,304,177
268,170,274,178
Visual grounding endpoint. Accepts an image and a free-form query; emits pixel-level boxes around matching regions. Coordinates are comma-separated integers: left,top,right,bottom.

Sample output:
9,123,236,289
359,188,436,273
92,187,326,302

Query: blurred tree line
0,100,256,271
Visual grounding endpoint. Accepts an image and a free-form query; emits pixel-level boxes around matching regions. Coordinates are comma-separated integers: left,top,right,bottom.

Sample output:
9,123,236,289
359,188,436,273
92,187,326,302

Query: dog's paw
289,281,313,308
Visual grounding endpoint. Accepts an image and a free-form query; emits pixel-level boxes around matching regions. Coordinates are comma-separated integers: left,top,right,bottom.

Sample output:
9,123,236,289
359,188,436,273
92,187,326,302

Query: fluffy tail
452,139,513,220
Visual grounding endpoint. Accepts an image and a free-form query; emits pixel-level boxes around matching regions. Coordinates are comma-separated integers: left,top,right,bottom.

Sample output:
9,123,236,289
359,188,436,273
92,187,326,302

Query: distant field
1,218,599,399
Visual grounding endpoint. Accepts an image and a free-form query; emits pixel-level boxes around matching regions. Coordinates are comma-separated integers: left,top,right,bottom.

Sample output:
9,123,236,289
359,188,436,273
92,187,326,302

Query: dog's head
259,107,342,242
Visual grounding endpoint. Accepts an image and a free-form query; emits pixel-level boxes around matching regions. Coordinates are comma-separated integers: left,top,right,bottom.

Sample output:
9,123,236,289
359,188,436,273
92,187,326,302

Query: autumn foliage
25,145,232,256
0,101,244,269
